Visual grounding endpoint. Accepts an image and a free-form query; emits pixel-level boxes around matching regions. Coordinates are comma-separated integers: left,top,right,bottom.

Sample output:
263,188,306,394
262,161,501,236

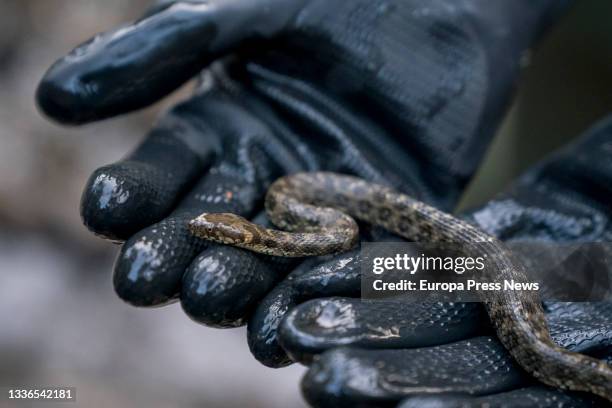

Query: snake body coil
189,172,612,401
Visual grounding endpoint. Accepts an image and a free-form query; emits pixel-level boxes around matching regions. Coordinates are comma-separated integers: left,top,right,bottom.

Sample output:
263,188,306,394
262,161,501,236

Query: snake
188,172,612,401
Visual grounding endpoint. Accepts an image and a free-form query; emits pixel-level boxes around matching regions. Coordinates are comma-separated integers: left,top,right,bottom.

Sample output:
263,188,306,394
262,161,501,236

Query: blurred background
0,1,611,407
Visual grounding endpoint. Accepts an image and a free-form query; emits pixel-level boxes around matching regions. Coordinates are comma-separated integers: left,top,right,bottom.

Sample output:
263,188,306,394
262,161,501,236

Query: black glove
274,115,612,407
36,0,570,364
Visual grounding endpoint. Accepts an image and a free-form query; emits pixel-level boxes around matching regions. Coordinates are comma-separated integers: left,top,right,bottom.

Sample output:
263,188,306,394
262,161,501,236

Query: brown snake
189,172,612,401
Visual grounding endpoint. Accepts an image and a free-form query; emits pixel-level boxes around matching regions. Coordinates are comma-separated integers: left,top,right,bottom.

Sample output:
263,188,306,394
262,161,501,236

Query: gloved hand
36,0,571,362
272,116,612,407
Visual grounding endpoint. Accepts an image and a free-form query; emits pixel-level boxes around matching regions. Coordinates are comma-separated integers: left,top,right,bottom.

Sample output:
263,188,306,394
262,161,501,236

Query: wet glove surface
279,116,612,407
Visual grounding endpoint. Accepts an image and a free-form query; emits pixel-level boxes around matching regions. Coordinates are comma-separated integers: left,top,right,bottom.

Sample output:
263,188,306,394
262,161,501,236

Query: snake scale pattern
189,172,612,401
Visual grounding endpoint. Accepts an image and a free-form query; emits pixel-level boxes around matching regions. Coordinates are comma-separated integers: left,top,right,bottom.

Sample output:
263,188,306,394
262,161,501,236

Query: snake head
188,213,255,245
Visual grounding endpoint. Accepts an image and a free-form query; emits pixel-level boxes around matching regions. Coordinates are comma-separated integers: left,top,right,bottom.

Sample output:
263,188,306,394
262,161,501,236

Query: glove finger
397,386,607,408
301,336,526,408
278,267,612,365
279,298,487,364
36,0,305,123
247,251,362,367
301,303,612,408
81,95,218,241
180,212,298,328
